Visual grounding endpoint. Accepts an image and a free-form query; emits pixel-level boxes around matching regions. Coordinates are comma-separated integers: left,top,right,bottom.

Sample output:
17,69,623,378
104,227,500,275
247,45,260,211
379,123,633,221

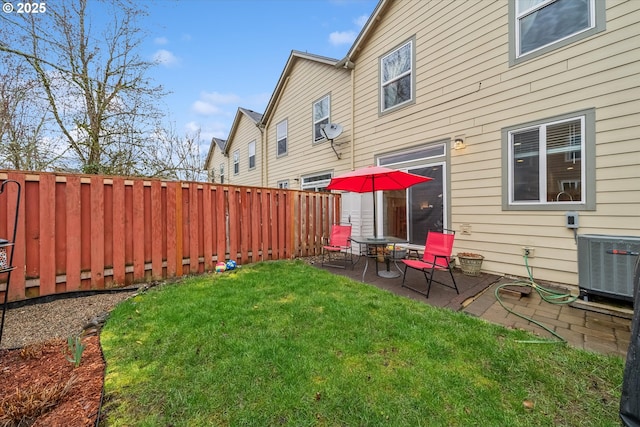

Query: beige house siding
204,138,227,184
343,0,640,285
262,53,353,189
225,112,263,187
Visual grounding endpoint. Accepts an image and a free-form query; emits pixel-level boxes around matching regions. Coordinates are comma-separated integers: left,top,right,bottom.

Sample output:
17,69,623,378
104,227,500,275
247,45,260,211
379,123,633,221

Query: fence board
112,178,126,286
261,190,270,261
39,174,56,296
228,188,239,263
165,182,177,278
132,180,145,281
5,173,25,301
277,191,287,259
90,176,105,289
24,181,39,284
202,184,213,271
54,182,66,277
240,188,249,264
249,189,260,264
151,180,162,279
102,181,113,283
189,184,199,274
215,186,226,262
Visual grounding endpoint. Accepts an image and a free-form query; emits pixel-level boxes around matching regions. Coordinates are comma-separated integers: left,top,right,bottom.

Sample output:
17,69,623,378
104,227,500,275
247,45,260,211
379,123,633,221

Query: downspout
340,58,356,170
350,65,355,170
258,124,265,187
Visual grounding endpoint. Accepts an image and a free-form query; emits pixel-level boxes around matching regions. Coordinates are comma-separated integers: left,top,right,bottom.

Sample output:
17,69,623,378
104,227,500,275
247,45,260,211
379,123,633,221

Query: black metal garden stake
0,179,21,346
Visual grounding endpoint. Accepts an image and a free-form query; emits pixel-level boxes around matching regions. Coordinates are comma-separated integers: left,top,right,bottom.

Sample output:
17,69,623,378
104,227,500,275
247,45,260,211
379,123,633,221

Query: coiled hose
494,254,579,343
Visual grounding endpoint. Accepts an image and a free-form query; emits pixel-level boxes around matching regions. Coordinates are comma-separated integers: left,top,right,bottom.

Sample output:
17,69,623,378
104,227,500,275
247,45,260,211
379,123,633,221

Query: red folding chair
401,229,458,298
321,224,354,269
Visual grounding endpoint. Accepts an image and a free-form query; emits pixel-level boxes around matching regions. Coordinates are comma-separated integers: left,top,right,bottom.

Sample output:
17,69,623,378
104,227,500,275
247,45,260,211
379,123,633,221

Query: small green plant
65,335,86,368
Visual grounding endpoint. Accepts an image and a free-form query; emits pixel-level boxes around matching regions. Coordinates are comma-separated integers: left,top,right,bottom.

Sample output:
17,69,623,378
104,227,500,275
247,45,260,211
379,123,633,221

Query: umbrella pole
372,175,377,238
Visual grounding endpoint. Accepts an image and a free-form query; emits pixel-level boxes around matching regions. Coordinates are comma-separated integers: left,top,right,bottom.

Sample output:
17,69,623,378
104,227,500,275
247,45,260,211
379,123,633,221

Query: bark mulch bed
0,335,104,427
0,289,139,427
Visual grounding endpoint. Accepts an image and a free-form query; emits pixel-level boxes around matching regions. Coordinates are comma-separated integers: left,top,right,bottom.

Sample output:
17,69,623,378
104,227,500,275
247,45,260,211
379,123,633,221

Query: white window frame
509,0,605,66
233,150,239,175
301,172,333,192
501,109,596,211
380,37,415,114
313,95,330,142
277,180,289,189
248,140,256,170
219,163,225,184
276,119,288,157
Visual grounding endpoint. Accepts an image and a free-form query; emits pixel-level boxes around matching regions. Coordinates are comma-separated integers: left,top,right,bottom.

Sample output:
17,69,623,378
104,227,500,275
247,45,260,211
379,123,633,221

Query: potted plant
457,252,484,276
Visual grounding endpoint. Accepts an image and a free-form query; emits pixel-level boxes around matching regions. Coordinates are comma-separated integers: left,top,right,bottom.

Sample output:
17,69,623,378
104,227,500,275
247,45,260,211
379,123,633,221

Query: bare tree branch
0,0,167,175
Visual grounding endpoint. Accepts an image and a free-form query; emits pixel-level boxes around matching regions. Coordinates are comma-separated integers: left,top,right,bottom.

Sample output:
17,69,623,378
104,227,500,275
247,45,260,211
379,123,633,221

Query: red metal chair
321,224,354,269
401,229,458,298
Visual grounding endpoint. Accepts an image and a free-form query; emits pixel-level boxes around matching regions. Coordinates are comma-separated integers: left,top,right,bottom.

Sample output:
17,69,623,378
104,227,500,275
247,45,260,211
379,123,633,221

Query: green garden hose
494,254,579,343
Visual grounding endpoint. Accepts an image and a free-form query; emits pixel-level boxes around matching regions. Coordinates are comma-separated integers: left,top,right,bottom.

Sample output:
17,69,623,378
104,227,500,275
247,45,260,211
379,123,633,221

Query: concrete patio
311,255,633,359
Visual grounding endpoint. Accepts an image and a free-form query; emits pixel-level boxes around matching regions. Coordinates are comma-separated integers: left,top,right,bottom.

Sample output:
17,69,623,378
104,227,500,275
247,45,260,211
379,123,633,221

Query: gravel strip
0,290,139,350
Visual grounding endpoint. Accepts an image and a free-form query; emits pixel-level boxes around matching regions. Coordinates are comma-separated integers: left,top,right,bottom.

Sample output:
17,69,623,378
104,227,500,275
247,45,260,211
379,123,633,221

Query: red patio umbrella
327,166,432,237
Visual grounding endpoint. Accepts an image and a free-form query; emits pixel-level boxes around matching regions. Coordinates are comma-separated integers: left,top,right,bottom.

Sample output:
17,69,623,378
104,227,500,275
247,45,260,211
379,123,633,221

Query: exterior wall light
453,138,466,150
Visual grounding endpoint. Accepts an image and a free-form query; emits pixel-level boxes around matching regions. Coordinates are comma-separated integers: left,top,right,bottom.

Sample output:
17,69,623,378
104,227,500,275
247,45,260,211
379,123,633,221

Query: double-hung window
502,109,595,210
233,150,239,175
510,0,605,64
219,163,225,184
380,38,414,113
248,141,256,170
276,119,288,157
313,95,330,142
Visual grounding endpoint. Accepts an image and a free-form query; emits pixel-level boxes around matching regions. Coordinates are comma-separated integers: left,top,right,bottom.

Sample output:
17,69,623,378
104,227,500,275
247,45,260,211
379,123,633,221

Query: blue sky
140,0,378,145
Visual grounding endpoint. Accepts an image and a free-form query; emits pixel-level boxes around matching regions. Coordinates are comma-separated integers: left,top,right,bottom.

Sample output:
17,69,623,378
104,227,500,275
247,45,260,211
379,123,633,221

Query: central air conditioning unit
577,234,640,303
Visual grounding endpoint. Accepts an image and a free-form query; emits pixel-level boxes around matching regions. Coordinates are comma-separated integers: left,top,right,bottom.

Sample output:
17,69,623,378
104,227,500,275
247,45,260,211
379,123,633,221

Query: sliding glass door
379,142,448,245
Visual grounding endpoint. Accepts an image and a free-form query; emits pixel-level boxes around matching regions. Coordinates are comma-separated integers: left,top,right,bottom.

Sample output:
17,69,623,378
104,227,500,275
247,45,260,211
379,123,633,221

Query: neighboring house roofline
224,107,264,155
259,50,343,128
205,137,227,169
337,0,390,67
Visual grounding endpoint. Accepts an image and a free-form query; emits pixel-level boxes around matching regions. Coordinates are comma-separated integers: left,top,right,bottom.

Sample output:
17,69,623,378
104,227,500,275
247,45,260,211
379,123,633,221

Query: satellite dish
321,123,343,140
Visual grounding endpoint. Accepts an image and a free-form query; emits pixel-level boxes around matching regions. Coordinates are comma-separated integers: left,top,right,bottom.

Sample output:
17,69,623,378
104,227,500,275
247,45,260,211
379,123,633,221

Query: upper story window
219,163,225,184
502,109,595,210
233,150,239,175
380,38,415,114
313,95,330,142
276,119,288,157
510,0,605,65
248,141,256,170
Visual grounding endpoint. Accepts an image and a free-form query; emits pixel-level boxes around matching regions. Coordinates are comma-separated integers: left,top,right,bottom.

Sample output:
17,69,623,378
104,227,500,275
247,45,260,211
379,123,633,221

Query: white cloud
191,91,244,118
188,91,269,143
354,14,369,28
195,120,230,142
153,49,180,67
329,30,357,46
154,37,169,45
185,121,201,133
191,100,223,116
200,91,242,105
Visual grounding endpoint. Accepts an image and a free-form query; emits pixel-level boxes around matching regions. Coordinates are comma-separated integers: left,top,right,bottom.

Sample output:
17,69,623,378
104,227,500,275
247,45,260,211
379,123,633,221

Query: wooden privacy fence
0,171,341,302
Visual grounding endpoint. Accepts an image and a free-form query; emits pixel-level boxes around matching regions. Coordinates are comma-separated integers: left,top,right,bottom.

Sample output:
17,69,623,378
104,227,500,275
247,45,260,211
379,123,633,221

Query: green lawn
100,260,624,426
